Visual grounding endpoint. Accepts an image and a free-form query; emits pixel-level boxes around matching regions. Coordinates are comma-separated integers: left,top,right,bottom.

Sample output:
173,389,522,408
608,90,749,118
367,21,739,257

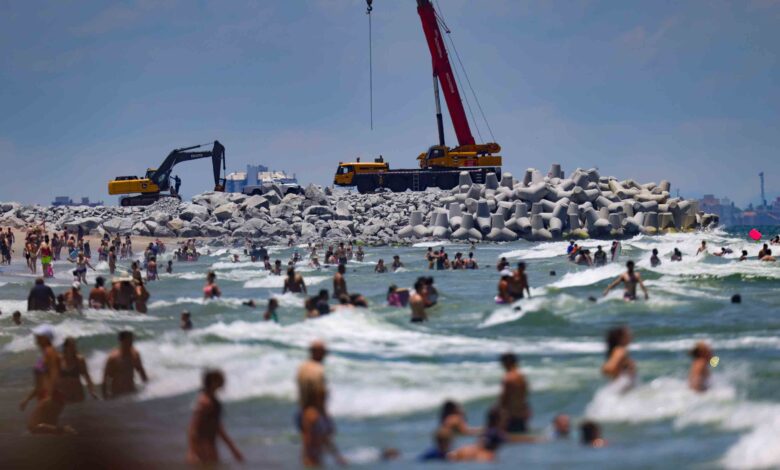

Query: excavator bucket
212,141,226,192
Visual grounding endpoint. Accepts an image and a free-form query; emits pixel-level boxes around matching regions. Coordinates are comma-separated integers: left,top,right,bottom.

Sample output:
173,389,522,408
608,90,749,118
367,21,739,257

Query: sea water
0,228,779,468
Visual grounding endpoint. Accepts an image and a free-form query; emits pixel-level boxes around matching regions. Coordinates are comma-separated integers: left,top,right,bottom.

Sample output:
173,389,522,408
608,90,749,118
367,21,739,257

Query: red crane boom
416,0,475,147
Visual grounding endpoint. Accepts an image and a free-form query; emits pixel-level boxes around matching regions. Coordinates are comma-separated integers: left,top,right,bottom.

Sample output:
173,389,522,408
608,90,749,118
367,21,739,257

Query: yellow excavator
108,141,226,206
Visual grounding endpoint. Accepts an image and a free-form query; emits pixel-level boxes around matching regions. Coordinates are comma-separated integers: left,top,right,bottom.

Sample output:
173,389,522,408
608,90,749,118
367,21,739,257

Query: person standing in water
187,369,244,464
203,271,221,299
696,240,708,256
332,264,347,299
689,342,713,392
20,325,71,434
650,249,661,267
671,248,683,262
263,298,280,322
283,267,307,295
297,341,346,467
102,331,148,399
88,277,110,309
410,278,428,323
509,262,531,300
593,246,607,267
603,261,649,301
601,326,636,386
499,353,531,433
58,337,98,403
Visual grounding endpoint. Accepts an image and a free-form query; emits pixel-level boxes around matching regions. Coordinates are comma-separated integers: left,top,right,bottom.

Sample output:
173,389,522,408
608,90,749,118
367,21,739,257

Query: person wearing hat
20,324,71,434
64,282,84,312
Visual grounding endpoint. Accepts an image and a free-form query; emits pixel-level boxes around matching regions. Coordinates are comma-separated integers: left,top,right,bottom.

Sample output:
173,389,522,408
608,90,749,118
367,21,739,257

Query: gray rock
213,203,238,221
180,203,210,222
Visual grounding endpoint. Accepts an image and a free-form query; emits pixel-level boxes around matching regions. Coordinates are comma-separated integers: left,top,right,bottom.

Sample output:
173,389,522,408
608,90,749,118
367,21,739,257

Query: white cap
32,324,55,340
500,269,513,277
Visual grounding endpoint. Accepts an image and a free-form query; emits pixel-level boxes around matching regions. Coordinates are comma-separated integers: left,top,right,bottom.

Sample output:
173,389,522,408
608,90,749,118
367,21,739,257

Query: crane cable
367,0,374,130
434,0,496,143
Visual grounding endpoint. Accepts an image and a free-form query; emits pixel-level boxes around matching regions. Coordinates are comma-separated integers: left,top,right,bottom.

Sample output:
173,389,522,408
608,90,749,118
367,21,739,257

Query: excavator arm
150,140,226,191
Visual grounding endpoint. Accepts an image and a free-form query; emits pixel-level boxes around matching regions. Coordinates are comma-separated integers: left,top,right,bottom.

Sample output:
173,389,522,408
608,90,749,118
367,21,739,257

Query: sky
1,0,778,207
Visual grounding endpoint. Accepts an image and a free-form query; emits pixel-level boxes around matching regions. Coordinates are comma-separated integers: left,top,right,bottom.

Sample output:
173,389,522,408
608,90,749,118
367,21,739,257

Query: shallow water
1,229,779,469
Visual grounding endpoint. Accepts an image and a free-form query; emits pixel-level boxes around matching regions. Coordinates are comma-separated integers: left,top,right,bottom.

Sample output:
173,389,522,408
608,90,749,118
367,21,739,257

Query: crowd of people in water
2,223,778,466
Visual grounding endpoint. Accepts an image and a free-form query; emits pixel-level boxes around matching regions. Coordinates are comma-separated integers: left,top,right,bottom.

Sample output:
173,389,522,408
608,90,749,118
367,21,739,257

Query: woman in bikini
58,337,98,403
601,326,636,389
203,271,222,300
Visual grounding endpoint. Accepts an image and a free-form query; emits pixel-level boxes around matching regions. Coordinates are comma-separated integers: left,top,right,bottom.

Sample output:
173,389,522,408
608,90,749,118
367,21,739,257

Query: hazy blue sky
1,0,778,206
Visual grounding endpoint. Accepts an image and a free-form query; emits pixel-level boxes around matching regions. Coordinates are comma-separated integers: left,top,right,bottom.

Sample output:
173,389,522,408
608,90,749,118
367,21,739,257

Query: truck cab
333,159,389,187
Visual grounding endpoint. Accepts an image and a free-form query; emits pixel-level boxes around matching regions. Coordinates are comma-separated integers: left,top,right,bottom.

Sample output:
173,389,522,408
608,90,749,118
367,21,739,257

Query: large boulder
304,184,328,205
166,218,187,232
64,217,102,232
213,203,238,222
303,205,335,217
241,195,270,211
270,203,296,219
131,222,152,236
179,203,209,222
102,217,134,234
154,225,175,238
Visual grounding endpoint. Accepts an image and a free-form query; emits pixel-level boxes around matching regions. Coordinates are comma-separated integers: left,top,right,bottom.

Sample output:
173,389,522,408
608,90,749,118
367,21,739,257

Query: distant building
52,196,103,207
698,194,780,226
225,164,298,193
699,194,741,226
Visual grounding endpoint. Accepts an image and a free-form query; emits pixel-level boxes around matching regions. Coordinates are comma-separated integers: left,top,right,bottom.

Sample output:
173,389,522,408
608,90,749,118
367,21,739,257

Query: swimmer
610,241,621,262
758,244,769,259
497,269,514,304
772,235,780,245
575,249,593,266
671,247,683,262
12,311,22,325
550,414,571,439
203,271,222,299
689,341,713,392
423,277,438,307
650,248,661,267
101,331,148,399
593,246,607,266
391,255,404,271
601,326,636,384
738,250,748,262
760,248,776,262
283,267,307,295
63,282,84,312
509,262,531,300
696,240,708,256
297,341,346,467
332,264,347,299
580,421,606,447
69,252,95,284
263,298,279,322
134,279,150,314
58,337,98,403
355,245,365,262
499,353,531,434
464,252,479,269
181,311,193,331
410,278,428,323
349,293,368,307
374,259,388,273
713,246,733,257
166,260,173,274
566,240,576,255
496,257,509,271
88,277,109,309
316,289,331,316
567,244,580,262
387,285,409,308
603,261,648,301
448,406,538,462
187,369,244,464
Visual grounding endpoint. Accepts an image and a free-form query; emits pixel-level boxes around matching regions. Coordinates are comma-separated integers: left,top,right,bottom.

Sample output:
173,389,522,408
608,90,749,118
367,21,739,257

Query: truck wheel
120,198,130,207
356,179,374,194
388,177,408,193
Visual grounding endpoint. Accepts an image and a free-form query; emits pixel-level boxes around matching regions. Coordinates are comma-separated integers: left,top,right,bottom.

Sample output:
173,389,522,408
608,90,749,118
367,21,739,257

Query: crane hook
366,0,373,14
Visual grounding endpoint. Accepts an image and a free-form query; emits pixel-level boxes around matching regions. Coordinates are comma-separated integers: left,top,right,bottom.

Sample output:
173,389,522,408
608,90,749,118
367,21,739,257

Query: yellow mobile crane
334,0,502,193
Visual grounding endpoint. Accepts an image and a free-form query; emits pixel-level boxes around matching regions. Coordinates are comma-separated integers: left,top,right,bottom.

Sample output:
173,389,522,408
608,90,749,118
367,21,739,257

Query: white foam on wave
412,241,451,248
4,318,115,352
194,310,604,358
585,372,780,469
548,263,624,289
147,296,249,309
0,299,28,313
243,275,328,289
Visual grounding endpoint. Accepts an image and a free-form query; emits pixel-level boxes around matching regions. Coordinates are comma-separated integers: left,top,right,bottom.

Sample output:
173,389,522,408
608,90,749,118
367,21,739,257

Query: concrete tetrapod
398,210,431,239
431,212,452,239
485,172,499,190
486,214,518,242
475,200,492,234
448,202,463,231
530,214,553,241
500,172,514,189
451,213,483,240
643,211,659,235
506,202,531,235
458,171,473,187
